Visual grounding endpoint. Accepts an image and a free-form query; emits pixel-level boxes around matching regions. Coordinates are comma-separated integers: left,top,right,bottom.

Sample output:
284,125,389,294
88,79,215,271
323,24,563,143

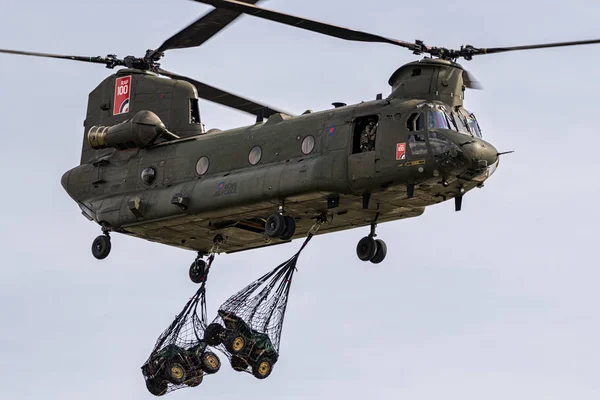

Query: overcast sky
1,0,600,399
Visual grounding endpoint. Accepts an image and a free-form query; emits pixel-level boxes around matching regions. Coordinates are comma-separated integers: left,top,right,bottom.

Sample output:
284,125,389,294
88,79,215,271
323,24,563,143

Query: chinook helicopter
2,0,600,283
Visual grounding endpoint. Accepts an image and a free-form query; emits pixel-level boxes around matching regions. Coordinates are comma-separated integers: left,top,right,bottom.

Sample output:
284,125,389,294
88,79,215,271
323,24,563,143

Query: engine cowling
87,110,168,150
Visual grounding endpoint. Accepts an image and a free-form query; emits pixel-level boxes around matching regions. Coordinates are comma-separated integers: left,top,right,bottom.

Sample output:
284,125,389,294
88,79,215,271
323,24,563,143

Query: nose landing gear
356,214,387,264
91,228,111,260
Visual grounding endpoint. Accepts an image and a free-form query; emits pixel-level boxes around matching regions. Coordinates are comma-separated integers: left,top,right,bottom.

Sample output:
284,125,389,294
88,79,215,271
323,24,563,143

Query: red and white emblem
113,76,131,115
396,142,406,160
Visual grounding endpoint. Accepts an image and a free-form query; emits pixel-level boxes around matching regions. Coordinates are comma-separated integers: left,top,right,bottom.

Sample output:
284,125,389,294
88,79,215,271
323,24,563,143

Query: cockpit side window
407,112,424,132
408,133,428,156
466,113,482,137
452,111,470,134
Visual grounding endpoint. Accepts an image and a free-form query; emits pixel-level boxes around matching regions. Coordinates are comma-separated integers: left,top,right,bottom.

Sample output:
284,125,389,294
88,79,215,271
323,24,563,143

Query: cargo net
141,256,222,396
203,228,319,380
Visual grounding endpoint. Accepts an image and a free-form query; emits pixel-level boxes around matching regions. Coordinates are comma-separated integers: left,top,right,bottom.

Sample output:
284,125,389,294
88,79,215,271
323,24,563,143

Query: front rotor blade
462,69,483,90
189,0,420,52
471,38,600,56
0,48,115,66
157,68,291,118
155,0,264,54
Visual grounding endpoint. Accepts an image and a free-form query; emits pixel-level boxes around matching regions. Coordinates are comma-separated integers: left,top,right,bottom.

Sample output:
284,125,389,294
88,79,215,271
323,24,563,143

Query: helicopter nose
61,170,71,192
460,139,498,170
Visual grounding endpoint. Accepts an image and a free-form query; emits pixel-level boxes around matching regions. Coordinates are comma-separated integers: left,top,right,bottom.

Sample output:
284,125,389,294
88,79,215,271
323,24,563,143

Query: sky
1,0,600,399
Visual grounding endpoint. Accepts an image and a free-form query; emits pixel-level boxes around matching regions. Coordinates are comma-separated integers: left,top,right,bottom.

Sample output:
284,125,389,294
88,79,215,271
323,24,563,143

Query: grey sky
1,0,599,399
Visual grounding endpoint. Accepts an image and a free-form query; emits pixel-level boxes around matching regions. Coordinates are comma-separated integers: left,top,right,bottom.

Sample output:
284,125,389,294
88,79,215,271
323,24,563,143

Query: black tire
231,355,248,372
200,351,221,374
252,356,274,379
189,259,207,284
370,239,387,264
164,361,186,384
91,235,111,260
186,372,203,387
264,214,285,238
204,323,224,346
279,216,296,240
146,378,168,396
356,236,377,261
225,333,246,354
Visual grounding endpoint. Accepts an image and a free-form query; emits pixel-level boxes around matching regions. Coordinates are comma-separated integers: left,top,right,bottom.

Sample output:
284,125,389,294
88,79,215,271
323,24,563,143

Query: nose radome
463,140,498,169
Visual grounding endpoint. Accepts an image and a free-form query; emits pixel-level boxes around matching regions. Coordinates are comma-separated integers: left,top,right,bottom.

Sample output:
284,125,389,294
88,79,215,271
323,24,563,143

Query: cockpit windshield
427,109,450,130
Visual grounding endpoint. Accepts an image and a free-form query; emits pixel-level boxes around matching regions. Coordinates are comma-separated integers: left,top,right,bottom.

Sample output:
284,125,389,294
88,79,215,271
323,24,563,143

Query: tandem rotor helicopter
2,0,599,283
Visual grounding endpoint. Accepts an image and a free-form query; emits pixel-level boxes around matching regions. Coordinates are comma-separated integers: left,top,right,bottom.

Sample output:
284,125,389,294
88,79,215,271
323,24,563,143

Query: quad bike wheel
252,356,274,379
204,323,224,346
145,378,168,396
200,351,221,374
165,361,186,384
230,355,248,372
225,334,246,354
185,372,204,387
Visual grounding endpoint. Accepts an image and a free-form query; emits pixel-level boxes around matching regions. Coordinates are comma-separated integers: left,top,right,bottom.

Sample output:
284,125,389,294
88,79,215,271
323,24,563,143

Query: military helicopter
2,0,599,283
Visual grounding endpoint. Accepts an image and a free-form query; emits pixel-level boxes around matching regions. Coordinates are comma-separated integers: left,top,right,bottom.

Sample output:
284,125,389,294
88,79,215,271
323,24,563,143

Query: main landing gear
264,201,296,240
356,214,387,264
189,234,223,284
91,228,111,260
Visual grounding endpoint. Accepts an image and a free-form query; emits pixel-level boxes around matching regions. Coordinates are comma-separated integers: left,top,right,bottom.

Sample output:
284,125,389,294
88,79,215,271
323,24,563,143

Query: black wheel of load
189,259,207,283
265,214,285,237
200,351,221,374
165,361,186,384
91,235,111,260
204,323,224,346
279,216,296,240
225,333,247,354
356,236,377,261
231,355,248,372
146,378,168,396
370,239,387,264
252,356,274,379
185,372,203,387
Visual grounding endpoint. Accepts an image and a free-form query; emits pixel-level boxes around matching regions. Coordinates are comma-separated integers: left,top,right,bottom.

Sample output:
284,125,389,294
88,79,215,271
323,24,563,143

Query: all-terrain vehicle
204,310,279,379
141,342,221,396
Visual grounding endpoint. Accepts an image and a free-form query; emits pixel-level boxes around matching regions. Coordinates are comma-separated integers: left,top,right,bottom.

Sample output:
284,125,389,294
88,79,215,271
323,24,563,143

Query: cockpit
426,104,482,138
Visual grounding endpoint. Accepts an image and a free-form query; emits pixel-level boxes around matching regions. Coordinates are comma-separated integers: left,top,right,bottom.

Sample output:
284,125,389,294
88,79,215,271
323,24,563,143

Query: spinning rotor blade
462,70,483,90
155,0,265,54
189,0,421,52
157,67,290,118
468,38,600,57
0,48,120,67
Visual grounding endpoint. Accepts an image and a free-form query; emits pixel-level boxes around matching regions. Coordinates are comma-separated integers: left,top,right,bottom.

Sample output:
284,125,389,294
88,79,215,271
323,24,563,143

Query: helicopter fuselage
61,92,499,255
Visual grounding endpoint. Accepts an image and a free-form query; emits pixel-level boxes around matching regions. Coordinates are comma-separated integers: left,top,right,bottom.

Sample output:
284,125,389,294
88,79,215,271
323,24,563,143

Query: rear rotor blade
0,48,118,67
189,0,421,52
157,68,291,118
155,0,264,54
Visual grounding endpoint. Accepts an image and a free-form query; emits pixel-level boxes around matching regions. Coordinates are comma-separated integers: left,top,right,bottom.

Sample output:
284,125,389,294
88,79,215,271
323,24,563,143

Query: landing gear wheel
265,214,285,237
370,239,387,264
356,236,377,261
252,356,274,379
91,235,111,260
204,323,224,346
200,351,221,374
231,355,248,372
165,361,186,384
279,216,296,240
145,378,168,396
189,259,207,284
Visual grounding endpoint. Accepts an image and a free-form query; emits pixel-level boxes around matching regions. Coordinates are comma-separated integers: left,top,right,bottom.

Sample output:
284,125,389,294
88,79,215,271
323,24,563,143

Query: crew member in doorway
360,119,377,152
